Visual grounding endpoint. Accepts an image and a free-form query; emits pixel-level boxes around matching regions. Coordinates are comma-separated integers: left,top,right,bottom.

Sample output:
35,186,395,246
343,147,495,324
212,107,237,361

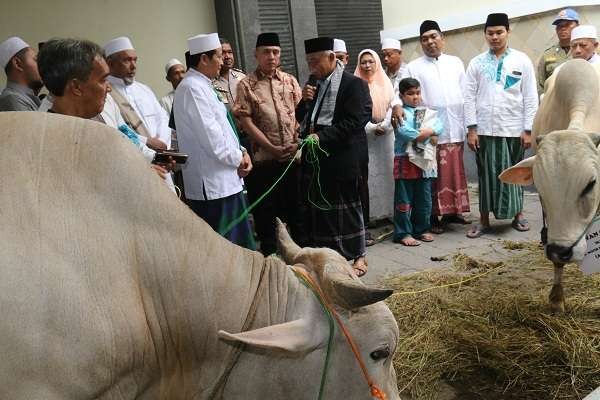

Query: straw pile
386,241,600,399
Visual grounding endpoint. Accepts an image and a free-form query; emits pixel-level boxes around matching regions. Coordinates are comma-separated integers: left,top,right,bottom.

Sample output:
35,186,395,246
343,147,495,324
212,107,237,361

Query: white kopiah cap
381,38,401,51
165,58,183,74
333,38,347,53
187,33,220,55
104,36,135,57
571,25,598,42
0,36,30,69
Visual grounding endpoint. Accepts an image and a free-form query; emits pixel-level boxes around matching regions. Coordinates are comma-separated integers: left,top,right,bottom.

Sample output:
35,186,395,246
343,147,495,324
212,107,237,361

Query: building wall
381,2,600,73
0,0,216,97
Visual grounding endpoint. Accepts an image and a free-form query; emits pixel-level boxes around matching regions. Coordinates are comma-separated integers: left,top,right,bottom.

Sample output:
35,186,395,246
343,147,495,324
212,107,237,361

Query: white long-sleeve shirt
174,68,243,201
107,76,171,148
407,54,467,144
464,48,538,137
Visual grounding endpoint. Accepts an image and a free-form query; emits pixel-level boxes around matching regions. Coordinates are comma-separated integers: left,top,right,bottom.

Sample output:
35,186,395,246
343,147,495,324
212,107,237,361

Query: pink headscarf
353,49,395,122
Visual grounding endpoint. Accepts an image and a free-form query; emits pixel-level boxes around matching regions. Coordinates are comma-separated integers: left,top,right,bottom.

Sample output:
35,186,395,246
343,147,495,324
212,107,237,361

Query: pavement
362,184,543,286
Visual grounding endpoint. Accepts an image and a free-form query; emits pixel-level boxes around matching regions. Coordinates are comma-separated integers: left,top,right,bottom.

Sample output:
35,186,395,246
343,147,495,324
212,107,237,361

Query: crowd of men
0,8,597,277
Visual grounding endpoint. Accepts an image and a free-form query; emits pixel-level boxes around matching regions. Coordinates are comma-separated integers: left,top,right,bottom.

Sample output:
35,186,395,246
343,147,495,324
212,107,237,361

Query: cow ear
498,156,536,185
218,318,326,353
586,132,600,148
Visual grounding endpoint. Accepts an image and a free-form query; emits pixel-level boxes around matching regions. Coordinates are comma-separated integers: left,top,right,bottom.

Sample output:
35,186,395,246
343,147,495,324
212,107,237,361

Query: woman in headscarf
354,49,396,249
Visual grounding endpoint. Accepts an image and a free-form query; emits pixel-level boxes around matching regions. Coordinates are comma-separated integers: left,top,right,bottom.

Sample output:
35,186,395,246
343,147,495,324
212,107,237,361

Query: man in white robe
174,33,255,250
159,58,185,115
104,36,171,151
406,20,471,233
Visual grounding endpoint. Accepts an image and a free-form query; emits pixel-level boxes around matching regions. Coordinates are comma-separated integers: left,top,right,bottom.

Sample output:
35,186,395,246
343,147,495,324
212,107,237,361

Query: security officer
213,38,246,111
538,8,579,93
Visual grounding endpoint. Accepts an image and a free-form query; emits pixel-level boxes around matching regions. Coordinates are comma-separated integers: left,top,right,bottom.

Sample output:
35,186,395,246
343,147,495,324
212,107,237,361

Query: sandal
417,233,434,242
466,223,492,239
365,231,376,247
394,236,421,246
512,217,530,232
431,225,444,234
352,257,368,277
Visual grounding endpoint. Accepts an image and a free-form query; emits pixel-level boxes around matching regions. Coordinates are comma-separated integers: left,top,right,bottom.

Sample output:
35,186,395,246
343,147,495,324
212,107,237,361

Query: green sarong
476,136,524,220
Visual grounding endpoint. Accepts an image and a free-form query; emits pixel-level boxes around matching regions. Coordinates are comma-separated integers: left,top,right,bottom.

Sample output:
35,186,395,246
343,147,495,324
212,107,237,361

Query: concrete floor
362,186,543,286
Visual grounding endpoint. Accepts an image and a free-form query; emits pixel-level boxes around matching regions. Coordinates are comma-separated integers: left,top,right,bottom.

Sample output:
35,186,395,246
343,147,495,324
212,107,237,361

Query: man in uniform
233,32,302,255
538,8,579,93
213,38,245,111
0,36,43,111
174,33,255,250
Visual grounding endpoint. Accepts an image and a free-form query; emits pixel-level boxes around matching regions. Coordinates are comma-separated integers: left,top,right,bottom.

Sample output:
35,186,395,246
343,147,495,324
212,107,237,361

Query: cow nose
546,244,573,263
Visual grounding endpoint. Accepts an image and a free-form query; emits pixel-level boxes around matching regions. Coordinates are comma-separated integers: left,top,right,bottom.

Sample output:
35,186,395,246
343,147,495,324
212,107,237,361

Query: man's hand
416,127,434,142
151,164,168,180
467,128,479,152
430,136,439,146
520,131,532,150
146,137,167,151
391,105,404,128
238,151,253,177
375,126,386,136
302,84,317,102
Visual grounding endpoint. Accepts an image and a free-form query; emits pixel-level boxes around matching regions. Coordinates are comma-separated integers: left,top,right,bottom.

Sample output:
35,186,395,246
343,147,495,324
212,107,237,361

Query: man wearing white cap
0,36,43,111
174,33,255,250
381,38,407,101
334,38,349,65
104,36,171,151
570,25,599,64
159,58,184,116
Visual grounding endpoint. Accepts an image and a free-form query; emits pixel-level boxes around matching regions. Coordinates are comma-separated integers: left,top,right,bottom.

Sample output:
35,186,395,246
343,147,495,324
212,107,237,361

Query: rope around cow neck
219,137,331,236
291,267,387,400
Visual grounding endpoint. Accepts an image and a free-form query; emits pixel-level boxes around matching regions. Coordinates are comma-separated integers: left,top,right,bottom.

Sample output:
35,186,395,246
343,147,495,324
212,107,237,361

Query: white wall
0,0,217,97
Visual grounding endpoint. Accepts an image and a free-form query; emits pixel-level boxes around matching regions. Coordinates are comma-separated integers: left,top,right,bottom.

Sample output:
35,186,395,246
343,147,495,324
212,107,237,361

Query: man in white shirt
407,20,471,234
381,38,408,101
104,36,171,151
159,58,185,115
570,25,600,64
464,13,538,238
174,33,255,250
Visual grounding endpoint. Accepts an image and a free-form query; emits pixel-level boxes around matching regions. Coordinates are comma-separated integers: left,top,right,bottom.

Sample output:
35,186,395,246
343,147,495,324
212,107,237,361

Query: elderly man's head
304,37,336,79
381,38,402,72
38,39,110,118
104,37,137,84
570,25,599,62
0,37,43,91
164,58,185,90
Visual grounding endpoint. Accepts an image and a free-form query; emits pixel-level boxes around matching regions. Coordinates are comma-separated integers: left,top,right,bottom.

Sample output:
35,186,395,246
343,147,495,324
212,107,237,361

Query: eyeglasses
360,60,375,65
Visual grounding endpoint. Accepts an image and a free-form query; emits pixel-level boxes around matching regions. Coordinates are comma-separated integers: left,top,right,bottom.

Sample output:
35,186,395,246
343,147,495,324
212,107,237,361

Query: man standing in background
0,36,43,111
159,58,185,116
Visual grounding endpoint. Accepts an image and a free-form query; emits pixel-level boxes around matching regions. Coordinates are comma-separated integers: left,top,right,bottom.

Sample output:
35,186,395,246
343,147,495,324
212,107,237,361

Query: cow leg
549,262,565,313
540,196,548,245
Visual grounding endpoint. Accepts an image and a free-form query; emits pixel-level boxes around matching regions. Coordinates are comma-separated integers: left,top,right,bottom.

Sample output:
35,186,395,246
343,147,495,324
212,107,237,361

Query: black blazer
296,71,372,181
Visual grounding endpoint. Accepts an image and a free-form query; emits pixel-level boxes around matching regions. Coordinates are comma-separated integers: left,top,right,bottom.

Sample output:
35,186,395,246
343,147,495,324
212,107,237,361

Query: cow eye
370,347,390,361
582,179,596,197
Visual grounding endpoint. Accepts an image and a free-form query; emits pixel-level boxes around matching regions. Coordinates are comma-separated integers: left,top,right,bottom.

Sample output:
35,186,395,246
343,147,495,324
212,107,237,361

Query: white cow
0,112,400,399
500,59,600,313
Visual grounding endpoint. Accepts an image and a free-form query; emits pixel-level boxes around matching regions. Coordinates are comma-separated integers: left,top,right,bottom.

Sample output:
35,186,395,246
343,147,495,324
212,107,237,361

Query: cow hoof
549,284,565,314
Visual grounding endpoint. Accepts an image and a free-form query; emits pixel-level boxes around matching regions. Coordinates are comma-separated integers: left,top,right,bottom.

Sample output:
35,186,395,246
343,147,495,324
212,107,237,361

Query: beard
28,79,44,94
123,76,135,85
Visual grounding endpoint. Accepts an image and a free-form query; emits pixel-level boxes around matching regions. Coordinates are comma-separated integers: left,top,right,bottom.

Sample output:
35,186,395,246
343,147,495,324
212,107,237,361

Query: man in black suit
296,37,373,277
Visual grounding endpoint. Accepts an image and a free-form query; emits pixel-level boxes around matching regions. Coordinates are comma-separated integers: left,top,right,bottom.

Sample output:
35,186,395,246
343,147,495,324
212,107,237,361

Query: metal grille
257,0,298,77
314,0,384,72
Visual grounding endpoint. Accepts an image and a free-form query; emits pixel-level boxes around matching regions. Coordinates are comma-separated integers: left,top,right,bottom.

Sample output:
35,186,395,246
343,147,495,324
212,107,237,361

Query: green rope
292,269,335,400
219,137,332,236
304,137,332,211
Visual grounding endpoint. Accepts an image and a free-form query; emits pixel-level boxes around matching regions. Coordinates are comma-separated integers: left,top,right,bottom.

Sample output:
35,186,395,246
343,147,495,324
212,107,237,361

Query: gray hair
38,38,104,96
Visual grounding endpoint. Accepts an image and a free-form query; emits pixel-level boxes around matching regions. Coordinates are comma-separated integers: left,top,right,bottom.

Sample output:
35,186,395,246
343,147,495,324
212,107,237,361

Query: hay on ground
386,241,600,400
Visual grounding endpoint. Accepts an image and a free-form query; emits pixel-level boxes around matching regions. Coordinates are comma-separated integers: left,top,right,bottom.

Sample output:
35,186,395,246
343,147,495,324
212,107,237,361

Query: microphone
307,74,317,87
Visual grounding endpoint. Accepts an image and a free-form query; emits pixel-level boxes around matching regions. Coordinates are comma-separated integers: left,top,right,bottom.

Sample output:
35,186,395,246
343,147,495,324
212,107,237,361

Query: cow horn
276,217,301,264
323,264,393,309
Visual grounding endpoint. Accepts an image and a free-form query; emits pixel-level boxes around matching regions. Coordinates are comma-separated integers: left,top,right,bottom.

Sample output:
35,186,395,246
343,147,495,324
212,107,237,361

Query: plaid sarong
476,136,524,220
307,177,366,261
